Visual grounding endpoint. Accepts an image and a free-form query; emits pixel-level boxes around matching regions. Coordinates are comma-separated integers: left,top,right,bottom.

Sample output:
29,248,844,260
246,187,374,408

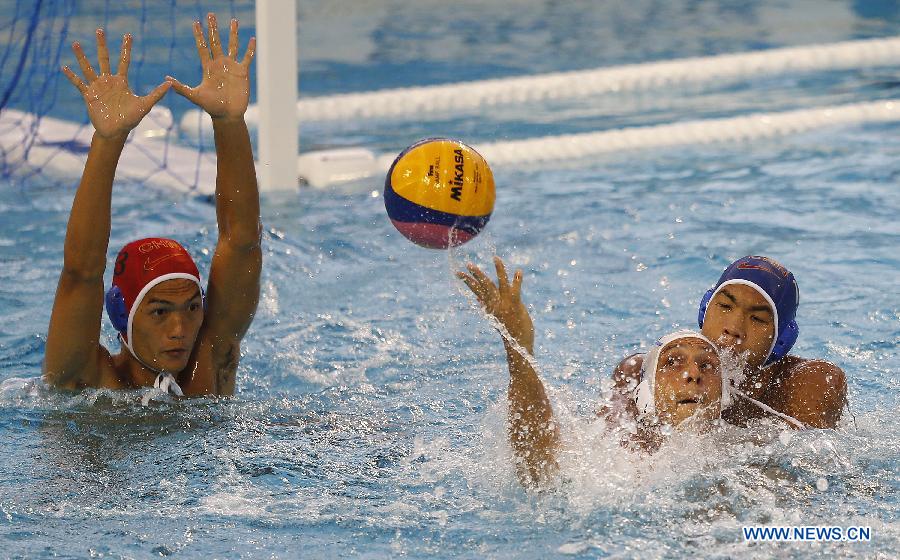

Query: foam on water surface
1,1,899,557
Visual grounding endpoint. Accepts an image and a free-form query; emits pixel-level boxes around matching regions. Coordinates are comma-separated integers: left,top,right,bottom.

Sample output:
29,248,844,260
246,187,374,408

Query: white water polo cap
633,330,732,418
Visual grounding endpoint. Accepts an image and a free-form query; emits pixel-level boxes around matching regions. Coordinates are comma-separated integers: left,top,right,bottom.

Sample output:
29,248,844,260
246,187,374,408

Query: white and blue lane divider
296,99,900,187
4,37,900,191
182,35,900,136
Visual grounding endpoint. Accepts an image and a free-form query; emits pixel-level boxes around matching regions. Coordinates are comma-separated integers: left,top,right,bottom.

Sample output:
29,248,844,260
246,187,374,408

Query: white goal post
255,0,298,191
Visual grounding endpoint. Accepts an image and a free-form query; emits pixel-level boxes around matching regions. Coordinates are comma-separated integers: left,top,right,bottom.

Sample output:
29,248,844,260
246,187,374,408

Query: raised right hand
62,29,170,139
166,14,255,121
458,256,535,354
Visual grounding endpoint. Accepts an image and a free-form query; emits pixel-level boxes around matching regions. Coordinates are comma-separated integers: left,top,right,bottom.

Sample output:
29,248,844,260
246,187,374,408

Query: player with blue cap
615,255,846,430
457,258,736,487
698,256,799,365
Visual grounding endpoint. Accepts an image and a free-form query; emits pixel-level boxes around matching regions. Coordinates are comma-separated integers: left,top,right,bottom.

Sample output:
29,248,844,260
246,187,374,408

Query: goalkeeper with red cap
44,14,260,396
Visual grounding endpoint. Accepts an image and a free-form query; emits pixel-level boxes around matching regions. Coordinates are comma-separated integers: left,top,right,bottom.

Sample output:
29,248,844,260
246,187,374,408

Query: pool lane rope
8,39,900,191
296,99,900,187
181,35,900,137
473,99,900,165
6,100,899,191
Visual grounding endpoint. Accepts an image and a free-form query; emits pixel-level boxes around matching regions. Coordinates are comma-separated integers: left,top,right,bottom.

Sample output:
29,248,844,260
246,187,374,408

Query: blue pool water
1,1,899,558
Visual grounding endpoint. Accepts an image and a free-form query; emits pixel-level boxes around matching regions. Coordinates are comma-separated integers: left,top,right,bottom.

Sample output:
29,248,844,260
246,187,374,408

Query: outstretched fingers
511,269,524,302
140,80,172,111
72,41,98,83
96,28,111,75
463,264,499,305
228,15,256,69
61,66,87,94
467,263,497,294
457,271,483,300
241,36,256,69
192,20,211,67
165,76,195,101
227,18,239,59
117,33,132,76
207,13,224,57
494,256,511,298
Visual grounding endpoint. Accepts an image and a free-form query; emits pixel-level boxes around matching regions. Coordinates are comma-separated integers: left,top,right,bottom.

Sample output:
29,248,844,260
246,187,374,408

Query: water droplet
779,431,793,446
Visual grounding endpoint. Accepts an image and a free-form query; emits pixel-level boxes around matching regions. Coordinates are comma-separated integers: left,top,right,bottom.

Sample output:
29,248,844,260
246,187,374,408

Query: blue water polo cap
698,256,799,364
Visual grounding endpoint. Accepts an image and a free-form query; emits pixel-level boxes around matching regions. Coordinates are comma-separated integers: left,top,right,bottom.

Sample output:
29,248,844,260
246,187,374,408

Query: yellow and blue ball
384,138,495,249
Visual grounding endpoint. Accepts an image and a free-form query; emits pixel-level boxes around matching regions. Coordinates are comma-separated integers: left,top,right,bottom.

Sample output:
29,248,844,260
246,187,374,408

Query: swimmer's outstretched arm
45,30,170,388
458,257,560,488
168,14,260,395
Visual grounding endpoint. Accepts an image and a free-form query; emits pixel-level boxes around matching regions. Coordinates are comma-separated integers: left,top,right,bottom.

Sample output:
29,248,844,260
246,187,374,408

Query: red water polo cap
107,238,202,345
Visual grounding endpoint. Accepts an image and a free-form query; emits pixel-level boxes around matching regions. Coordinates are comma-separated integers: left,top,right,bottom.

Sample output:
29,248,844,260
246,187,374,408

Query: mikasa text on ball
384,138,495,249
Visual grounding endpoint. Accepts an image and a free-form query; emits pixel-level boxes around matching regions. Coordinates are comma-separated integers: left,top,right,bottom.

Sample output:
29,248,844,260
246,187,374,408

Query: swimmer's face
701,283,775,368
654,338,722,426
130,279,203,373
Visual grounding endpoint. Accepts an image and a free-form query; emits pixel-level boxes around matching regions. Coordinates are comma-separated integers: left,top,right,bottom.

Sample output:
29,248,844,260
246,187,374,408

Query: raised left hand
62,30,171,139
168,13,256,120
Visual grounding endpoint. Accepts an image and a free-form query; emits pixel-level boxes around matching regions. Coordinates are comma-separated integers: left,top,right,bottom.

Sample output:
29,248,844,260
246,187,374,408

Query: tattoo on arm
215,342,238,394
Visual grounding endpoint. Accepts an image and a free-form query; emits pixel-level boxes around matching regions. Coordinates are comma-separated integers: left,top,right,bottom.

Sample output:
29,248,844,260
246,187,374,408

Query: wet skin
613,280,847,428
44,14,261,396
129,279,204,375
700,283,775,376
654,338,723,427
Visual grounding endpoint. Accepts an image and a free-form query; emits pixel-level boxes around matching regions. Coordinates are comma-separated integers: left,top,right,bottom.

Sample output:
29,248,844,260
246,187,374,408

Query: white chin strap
119,272,200,399
140,371,184,407
633,331,807,430
730,387,806,429
118,333,185,398
154,372,184,397
140,372,184,407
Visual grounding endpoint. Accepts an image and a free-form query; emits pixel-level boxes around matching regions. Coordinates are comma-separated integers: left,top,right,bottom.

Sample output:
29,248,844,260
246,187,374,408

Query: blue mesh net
0,0,256,191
